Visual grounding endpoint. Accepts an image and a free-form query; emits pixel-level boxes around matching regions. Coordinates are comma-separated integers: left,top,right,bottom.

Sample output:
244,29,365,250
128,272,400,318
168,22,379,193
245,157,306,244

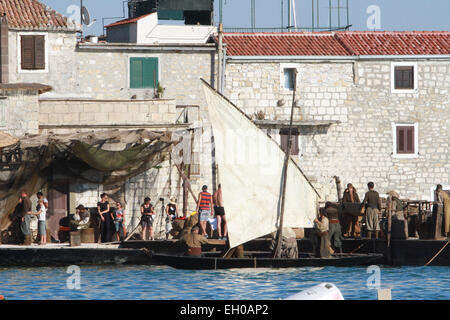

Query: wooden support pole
274,69,297,258
175,164,198,205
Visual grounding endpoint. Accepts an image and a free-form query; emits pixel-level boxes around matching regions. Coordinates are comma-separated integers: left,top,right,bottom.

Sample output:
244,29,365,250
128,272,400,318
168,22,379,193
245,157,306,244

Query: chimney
0,14,8,84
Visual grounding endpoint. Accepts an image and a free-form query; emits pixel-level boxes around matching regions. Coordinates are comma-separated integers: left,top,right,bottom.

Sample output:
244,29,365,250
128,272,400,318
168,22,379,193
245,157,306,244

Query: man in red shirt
196,185,213,237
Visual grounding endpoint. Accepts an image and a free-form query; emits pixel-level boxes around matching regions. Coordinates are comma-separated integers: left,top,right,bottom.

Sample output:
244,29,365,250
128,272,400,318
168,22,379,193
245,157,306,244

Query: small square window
391,62,417,93
392,123,418,158
394,66,414,90
130,57,158,89
20,35,45,70
283,68,296,91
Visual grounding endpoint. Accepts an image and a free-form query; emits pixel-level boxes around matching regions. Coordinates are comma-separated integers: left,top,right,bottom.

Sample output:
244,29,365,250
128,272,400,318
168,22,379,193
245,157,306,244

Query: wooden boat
163,81,384,271
151,251,384,270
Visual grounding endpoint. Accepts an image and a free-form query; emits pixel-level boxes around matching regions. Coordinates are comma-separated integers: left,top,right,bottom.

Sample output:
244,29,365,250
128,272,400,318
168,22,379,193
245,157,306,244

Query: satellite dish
81,6,90,25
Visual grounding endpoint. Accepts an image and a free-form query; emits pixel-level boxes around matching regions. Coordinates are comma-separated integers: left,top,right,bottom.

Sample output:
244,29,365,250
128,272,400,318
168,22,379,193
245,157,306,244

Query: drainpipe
221,47,227,94
217,23,223,93
0,14,8,83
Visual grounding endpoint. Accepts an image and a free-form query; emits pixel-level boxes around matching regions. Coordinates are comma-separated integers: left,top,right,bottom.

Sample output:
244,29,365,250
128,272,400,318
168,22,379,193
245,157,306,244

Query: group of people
310,181,450,258
196,184,228,240
97,193,126,242
9,191,48,245
310,181,385,258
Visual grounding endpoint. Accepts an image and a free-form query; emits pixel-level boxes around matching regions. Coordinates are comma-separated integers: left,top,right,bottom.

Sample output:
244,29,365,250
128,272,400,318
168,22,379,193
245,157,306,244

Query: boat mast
274,70,298,258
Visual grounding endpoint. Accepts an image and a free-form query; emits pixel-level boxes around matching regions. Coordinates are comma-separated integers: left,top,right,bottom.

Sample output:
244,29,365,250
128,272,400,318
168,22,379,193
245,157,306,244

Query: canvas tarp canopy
202,81,319,249
0,129,176,230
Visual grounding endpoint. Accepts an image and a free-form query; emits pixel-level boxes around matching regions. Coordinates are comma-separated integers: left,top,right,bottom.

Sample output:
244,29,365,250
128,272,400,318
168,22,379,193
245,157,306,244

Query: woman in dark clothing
342,183,361,238
140,197,155,240
97,193,112,242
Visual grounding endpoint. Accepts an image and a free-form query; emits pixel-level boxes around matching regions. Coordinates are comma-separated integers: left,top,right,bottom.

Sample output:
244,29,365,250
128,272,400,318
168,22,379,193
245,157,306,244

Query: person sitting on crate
269,227,299,259
180,226,209,256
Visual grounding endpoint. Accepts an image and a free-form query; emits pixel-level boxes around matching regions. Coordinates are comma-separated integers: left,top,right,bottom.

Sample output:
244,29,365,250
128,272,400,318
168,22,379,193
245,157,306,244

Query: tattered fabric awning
0,131,19,148
0,129,176,230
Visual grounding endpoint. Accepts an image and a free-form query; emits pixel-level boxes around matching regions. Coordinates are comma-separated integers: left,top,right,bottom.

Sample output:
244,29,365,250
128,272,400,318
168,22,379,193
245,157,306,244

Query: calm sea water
0,265,449,300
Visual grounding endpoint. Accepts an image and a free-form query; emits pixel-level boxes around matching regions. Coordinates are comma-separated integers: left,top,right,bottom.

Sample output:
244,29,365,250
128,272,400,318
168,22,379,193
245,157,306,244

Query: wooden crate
70,231,81,247
80,228,95,243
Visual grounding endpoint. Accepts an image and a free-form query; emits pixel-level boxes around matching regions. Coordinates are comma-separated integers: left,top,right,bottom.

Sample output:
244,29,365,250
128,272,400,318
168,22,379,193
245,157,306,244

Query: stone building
0,0,216,238
220,32,450,201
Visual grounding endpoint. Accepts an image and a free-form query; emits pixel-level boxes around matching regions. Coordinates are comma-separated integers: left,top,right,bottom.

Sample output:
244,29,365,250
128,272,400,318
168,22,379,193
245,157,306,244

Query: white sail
202,81,319,249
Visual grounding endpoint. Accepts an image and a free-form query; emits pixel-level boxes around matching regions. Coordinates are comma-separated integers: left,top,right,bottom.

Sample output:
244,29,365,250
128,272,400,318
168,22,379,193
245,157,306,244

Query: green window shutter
130,57,158,89
143,58,158,88
0,99,6,127
130,58,143,88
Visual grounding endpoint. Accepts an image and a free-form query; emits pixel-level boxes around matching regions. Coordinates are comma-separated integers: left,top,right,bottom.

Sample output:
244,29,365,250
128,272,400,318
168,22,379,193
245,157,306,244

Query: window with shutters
391,62,418,93
129,57,159,89
394,66,414,89
19,35,46,71
280,128,300,156
392,123,419,158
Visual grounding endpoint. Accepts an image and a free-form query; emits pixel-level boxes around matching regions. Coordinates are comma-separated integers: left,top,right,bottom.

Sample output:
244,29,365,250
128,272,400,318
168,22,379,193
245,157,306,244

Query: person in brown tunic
311,209,332,258
362,182,382,239
438,188,450,237
181,226,209,256
325,202,342,254
19,191,33,244
342,183,361,238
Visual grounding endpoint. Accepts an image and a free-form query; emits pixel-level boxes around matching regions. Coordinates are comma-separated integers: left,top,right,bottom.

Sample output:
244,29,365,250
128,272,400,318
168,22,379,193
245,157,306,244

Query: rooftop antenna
80,0,97,38
292,0,297,29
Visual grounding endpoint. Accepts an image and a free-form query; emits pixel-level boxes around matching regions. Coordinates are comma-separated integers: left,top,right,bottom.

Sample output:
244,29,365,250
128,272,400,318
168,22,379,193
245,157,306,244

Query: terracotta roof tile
223,32,350,56
221,31,450,57
335,31,450,56
0,0,76,31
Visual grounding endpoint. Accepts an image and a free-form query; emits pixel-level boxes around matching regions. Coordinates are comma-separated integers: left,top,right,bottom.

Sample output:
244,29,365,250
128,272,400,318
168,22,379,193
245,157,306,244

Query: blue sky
40,0,450,36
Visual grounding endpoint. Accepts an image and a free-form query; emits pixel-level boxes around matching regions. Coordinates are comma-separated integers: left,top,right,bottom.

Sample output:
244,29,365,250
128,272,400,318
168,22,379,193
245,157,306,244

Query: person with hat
165,197,179,240
180,225,209,256
196,185,214,238
387,191,404,220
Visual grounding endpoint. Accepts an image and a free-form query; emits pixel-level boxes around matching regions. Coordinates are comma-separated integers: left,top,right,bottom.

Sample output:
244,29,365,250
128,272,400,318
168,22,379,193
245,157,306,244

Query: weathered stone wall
73,47,217,215
224,59,450,201
224,61,352,122
8,31,78,96
0,89,40,137
76,47,216,102
38,99,177,126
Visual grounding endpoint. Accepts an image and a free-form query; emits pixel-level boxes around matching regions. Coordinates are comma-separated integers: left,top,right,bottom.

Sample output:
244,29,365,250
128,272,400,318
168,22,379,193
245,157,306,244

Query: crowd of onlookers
5,182,228,246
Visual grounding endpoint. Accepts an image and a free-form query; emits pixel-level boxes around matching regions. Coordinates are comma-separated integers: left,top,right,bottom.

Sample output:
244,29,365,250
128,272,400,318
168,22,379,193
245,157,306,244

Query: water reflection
0,266,449,300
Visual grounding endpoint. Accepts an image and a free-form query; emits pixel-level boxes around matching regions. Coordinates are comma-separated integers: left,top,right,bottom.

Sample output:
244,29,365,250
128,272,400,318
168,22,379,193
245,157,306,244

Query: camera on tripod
159,197,164,202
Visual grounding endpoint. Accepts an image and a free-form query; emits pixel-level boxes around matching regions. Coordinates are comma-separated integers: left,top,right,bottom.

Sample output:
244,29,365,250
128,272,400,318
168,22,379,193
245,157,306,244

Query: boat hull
151,253,384,270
